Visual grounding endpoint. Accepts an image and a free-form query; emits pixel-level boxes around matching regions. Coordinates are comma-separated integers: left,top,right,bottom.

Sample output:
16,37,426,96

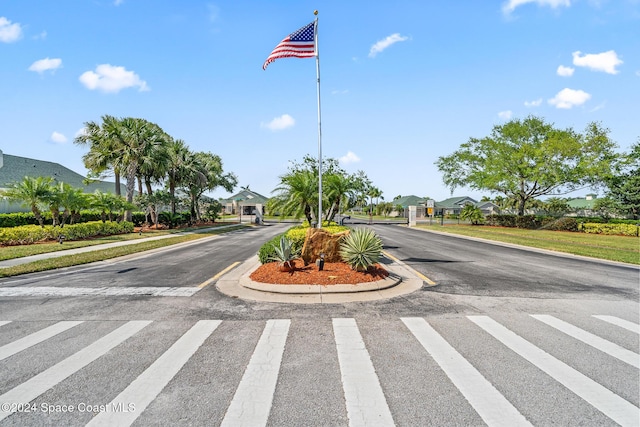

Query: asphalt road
0,224,638,426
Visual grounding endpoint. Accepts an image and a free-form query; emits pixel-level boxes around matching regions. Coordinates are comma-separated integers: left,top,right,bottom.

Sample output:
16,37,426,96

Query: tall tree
180,151,237,221
603,140,640,219
271,169,318,223
166,138,191,215
435,116,618,215
75,118,122,196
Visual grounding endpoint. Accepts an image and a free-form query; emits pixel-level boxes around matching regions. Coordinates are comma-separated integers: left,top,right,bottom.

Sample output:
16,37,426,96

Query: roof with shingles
391,195,425,207
0,151,124,194
567,195,598,209
435,196,477,208
221,189,269,205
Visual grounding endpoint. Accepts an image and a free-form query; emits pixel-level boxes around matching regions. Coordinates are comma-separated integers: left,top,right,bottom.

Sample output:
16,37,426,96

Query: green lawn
416,224,639,265
0,225,246,277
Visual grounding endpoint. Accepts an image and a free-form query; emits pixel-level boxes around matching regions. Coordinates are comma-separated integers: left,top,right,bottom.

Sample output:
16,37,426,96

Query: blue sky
2,0,639,203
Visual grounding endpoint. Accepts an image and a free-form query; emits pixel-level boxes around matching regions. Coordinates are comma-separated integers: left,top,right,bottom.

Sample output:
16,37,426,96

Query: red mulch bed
250,258,389,285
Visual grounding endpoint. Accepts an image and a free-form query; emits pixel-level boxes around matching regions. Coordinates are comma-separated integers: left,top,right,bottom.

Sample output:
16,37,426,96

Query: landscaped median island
252,223,393,288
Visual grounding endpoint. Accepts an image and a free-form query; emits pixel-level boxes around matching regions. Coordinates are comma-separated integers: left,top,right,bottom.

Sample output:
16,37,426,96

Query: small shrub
339,228,383,271
269,235,300,269
581,223,639,237
540,217,578,232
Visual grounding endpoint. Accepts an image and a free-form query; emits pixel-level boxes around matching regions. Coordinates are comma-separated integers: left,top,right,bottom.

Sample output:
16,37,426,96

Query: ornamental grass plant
339,227,383,271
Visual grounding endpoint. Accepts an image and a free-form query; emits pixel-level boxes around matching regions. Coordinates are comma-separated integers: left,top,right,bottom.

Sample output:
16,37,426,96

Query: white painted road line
0,287,199,297
0,321,11,327
87,320,221,427
402,317,531,427
333,318,395,427
592,315,640,334
532,315,640,369
0,321,83,361
221,319,290,427
0,320,151,422
469,316,640,427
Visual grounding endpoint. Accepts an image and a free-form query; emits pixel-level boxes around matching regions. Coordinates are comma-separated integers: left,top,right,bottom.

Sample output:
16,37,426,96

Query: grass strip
0,226,245,277
417,224,639,265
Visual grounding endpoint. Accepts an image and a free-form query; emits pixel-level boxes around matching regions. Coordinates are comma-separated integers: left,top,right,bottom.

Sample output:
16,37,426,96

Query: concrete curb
215,255,425,304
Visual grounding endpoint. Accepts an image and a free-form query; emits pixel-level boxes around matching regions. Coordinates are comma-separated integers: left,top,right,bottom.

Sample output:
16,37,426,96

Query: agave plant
339,228,383,271
269,235,300,270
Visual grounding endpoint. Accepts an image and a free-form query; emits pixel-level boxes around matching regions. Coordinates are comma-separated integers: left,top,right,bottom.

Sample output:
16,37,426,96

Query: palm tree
1,176,53,226
75,118,123,196
180,151,237,221
460,204,484,225
96,116,169,221
272,169,318,224
166,138,191,215
324,173,355,223
58,184,88,225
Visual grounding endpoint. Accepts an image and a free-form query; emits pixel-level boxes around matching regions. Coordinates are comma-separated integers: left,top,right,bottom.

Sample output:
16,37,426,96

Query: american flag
262,21,316,70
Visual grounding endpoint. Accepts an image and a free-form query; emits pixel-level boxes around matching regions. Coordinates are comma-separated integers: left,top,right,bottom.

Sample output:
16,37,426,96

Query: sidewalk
0,225,239,268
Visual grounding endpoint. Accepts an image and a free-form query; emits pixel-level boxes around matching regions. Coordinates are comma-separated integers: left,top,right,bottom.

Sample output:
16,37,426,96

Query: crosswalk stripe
469,315,640,427
592,315,640,334
0,287,199,297
0,321,83,361
0,321,11,328
87,320,221,427
402,317,531,427
221,319,290,427
532,315,640,369
333,318,395,427
0,320,151,422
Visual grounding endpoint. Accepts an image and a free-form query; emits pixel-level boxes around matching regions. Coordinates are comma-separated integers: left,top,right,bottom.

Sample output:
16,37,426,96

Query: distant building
220,188,268,215
567,193,599,216
435,196,500,216
0,149,125,213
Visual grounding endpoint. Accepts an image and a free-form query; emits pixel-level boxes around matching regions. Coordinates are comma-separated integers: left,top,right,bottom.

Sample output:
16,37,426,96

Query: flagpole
314,10,323,229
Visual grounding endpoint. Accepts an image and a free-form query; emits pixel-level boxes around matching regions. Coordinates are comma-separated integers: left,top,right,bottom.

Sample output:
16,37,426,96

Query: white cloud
369,33,409,58
261,114,295,131
556,65,574,76
50,132,67,144
79,64,149,93
498,110,513,120
75,128,87,138
589,101,606,112
339,151,361,165
0,17,23,43
208,4,220,22
524,98,543,107
33,31,47,40
548,88,591,109
636,70,640,77
28,58,62,74
331,89,349,95
572,50,623,74
502,0,571,15
114,0,124,5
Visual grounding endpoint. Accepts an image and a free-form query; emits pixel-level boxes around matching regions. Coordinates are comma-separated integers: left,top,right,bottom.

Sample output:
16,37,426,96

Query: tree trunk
145,178,156,224
115,172,121,196
125,165,136,222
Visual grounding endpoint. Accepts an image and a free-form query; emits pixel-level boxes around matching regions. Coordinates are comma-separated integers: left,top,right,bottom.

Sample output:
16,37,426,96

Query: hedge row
0,211,196,228
580,223,640,237
0,221,134,246
257,223,350,264
484,214,639,236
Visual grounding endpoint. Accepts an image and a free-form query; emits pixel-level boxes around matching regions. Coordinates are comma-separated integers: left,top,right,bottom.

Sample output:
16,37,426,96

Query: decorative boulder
301,228,350,265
